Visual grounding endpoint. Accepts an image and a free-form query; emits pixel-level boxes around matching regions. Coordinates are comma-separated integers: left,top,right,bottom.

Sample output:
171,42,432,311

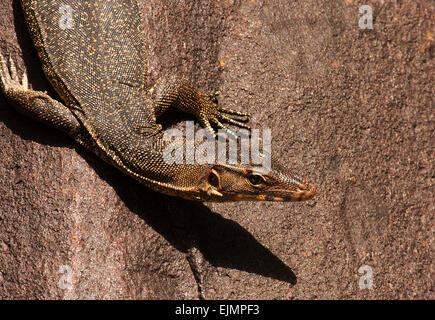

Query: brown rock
0,0,433,299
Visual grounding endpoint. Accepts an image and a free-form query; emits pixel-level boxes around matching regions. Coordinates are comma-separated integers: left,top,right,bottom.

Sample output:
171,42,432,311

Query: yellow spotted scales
0,0,316,202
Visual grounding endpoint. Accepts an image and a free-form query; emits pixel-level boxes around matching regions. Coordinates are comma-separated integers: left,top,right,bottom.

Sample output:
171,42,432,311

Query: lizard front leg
0,54,81,137
149,74,250,137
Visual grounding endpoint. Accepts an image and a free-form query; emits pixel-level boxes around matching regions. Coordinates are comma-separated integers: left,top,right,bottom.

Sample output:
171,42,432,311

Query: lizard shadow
82,149,297,284
3,0,297,284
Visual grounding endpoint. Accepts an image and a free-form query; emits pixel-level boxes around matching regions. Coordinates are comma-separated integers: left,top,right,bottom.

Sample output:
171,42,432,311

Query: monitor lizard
0,0,317,202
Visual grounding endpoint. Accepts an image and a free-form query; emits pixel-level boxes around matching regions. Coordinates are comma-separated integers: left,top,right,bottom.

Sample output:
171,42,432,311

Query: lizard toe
218,113,251,130
8,56,19,82
0,54,29,93
198,117,216,137
211,118,238,139
217,107,250,121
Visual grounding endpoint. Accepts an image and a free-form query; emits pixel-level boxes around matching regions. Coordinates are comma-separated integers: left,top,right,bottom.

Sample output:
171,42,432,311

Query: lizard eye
248,174,265,186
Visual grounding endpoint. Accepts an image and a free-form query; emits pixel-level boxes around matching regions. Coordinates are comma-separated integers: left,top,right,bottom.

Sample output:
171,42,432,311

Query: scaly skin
0,0,316,202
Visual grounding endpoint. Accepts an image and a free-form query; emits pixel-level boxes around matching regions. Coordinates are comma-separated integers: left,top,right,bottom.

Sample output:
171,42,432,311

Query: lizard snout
293,178,317,201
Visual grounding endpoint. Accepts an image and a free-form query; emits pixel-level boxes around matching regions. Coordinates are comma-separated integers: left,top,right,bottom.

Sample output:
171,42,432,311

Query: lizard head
198,162,317,202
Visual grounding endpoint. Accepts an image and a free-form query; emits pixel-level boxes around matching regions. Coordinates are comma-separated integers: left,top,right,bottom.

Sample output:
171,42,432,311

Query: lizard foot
201,91,251,139
0,53,28,96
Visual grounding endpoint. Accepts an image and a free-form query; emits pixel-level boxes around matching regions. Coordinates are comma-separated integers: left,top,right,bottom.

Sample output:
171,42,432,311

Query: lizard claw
0,53,29,94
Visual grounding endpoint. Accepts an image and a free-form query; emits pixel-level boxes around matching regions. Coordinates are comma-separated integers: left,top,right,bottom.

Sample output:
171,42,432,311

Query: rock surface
0,0,433,299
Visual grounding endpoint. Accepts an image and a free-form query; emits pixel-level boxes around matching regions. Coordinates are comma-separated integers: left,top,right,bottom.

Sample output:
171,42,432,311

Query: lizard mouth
232,182,317,202
264,184,317,202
